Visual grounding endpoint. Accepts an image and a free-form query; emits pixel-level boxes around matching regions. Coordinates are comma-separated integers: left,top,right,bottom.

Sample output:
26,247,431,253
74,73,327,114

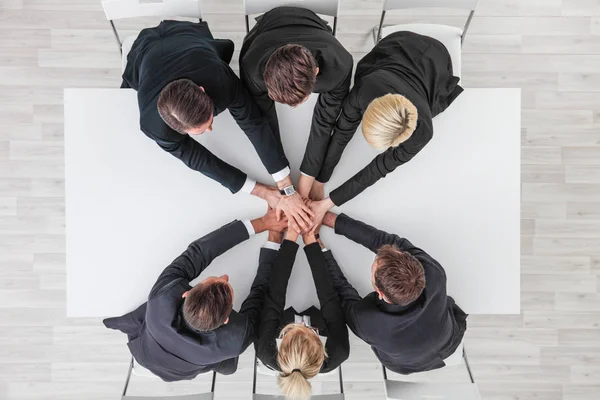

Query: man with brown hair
123,20,312,232
239,7,353,202
319,212,468,375
103,209,287,381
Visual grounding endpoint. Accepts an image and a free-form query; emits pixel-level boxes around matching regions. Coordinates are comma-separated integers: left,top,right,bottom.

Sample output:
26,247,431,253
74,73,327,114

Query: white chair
373,0,480,79
252,355,345,399
244,0,340,36
101,0,204,71
121,357,216,400
382,343,481,400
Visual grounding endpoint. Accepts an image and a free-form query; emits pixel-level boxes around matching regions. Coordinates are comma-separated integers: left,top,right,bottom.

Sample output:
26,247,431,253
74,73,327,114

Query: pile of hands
260,178,331,244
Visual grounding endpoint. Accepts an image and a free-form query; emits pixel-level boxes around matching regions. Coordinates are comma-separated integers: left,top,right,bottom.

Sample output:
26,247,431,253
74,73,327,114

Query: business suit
325,213,468,375
239,6,353,178
318,31,464,206
255,240,350,373
103,220,271,381
122,20,289,194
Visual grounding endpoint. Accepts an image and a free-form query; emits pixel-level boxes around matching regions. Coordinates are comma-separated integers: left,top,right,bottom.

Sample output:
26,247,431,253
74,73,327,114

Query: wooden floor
1,0,600,399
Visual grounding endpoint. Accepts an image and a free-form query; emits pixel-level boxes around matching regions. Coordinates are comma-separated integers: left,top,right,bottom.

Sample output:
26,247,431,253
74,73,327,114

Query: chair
243,0,340,36
101,0,203,71
252,355,345,399
382,343,481,400
373,0,480,79
121,357,216,400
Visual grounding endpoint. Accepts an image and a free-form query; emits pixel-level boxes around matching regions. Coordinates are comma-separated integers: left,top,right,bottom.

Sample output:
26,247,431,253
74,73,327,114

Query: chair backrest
384,0,479,11
385,381,481,400
102,0,203,21
253,394,344,400
124,394,213,400
244,0,339,18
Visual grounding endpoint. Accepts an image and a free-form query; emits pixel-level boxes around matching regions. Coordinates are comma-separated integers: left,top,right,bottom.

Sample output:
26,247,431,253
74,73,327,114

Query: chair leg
122,357,134,397
381,365,388,399
333,17,338,36
338,365,344,394
374,10,386,43
463,347,475,384
252,354,258,394
210,371,216,393
461,10,475,46
245,15,250,34
109,20,122,55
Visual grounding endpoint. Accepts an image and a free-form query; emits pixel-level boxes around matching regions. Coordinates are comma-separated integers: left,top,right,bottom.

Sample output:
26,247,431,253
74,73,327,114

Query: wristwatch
279,185,296,196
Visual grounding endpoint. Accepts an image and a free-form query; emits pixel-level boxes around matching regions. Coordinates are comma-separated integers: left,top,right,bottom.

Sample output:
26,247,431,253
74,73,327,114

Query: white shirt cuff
240,177,257,194
301,171,314,178
272,167,291,183
242,219,255,236
322,247,329,253
263,241,281,251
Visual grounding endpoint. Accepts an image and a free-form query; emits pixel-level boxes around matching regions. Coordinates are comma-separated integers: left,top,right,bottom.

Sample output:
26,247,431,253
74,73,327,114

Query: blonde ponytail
277,323,326,400
362,94,418,150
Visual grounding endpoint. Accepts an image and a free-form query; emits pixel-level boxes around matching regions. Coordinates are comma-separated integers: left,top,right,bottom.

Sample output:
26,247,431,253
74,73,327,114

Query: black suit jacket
103,220,271,381
255,241,349,373
326,214,467,375
122,20,288,193
319,32,464,205
239,7,353,178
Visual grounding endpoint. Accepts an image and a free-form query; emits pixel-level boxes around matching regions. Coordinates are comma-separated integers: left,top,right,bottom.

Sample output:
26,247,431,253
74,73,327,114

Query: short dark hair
264,44,317,106
182,281,233,332
157,79,213,133
374,245,426,306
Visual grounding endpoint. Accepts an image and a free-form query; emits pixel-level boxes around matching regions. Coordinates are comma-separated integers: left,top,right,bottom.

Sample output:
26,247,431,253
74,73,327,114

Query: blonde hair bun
277,323,326,400
362,94,418,150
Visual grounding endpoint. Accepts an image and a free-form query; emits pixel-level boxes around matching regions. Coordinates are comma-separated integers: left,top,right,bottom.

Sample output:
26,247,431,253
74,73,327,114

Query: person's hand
276,192,314,233
306,198,334,234
302,223,320,244
258,208,288,233
285,218,300,242
309,181,324,201
268,230,284,244
264,186,281,210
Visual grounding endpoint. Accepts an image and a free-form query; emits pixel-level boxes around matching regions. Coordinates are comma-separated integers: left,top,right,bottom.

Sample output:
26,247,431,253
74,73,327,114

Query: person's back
320,212,467,374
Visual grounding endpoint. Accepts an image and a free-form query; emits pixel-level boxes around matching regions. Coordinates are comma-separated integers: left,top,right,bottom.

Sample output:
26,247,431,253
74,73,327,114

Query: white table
64,88,520,317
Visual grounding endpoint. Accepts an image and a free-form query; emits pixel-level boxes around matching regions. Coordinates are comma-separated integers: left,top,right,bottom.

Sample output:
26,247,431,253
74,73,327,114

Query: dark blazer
103,220,272,381
318,31,464,206
255,241,350,373
326,213,468,375
239,7,353,178
122,20,288,194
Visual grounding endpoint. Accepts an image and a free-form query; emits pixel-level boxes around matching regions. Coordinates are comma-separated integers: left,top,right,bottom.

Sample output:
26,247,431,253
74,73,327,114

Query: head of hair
157,79,213,133
264,44,317,106
182,280,233,332
362,94,419,150
374,245,426,306
277,323,326,400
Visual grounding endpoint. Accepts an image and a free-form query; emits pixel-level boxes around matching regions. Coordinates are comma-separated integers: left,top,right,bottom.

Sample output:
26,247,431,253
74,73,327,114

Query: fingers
276,207,282,221
302,203,315,218
290,218,302,233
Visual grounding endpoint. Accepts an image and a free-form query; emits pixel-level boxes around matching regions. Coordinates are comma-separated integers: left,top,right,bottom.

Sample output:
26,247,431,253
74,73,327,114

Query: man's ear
182,291,189,298
315,67,320,77
224,317,229,325
375,287,385,301
199,86,205,92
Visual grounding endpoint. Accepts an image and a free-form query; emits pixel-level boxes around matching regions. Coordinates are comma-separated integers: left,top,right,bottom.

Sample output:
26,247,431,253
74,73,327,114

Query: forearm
321,250,361,311
297,174,315,198
334,213,411,253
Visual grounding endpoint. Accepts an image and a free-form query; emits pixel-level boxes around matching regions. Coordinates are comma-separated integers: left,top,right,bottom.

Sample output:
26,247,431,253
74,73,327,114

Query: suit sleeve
222,67,289,176
329,123,433,206
147,128,247,194
238,247,280,352
300,66,353,178
149,220,249,297
321,249,362,339
304,244,350,372
316,86,364,183
255,240,299,369
239,58,281,146
334,213,423,256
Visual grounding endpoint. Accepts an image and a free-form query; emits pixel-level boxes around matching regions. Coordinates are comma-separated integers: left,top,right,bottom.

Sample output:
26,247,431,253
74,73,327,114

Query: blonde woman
255,223,349,400
306,31,464,229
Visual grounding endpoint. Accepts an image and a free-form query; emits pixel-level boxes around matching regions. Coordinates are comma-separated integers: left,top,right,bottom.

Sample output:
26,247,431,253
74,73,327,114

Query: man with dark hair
239,7,353,202
103,209,287,381
123,20,312,232
319,212,468,374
